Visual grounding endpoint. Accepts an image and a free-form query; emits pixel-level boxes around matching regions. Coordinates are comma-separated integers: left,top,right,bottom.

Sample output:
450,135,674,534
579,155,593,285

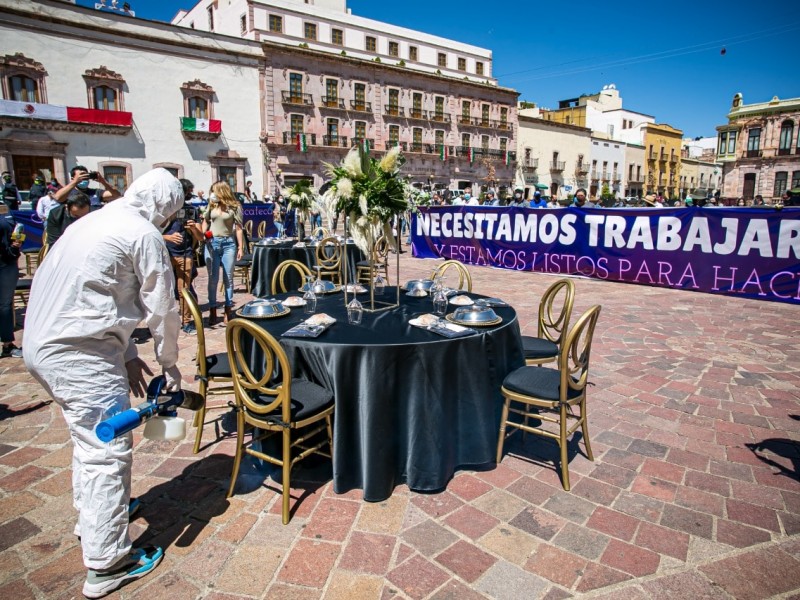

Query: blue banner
410,206,800,305
241,204,277,238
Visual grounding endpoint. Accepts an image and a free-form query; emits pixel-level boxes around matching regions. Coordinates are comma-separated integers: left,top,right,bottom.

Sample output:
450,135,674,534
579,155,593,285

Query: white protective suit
24,168,184,570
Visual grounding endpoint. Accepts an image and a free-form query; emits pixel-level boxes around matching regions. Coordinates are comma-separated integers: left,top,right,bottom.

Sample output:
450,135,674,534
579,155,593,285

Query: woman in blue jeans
202,181,243,324
0,208,23,357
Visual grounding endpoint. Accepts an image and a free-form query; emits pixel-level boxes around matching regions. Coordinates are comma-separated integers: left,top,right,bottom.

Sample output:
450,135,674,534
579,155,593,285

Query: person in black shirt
1,172,21,211
46,193,91,246
28,174,48,213
0,205,22,357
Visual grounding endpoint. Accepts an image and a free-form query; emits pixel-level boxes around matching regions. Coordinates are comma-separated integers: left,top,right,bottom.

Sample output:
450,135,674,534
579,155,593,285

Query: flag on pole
296,133,308,153
439,145,448,161
0,99,132,127
504,151,510,166
362,138,370,155
180,117,221,133
467,147,474,164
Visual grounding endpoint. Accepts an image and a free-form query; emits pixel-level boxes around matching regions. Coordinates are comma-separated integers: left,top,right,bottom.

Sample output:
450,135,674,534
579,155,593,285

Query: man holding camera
46,192,92,246
55,165,121,209
163,179,203,335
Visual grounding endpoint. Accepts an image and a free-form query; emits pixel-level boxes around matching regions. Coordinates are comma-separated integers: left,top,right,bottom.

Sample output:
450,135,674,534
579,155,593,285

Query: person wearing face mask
24,168,184,598
1,172,22,211
55,165,121,209
509,186,526,207
28,174,48,213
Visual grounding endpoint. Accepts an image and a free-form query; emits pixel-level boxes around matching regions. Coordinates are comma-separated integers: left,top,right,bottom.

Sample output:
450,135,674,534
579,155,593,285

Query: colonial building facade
0,0,517,196
716,93,800,202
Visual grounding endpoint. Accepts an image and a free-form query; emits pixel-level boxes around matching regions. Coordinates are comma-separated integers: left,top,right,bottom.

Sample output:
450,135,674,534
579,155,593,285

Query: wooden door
13,155,54,189
742,173,756,200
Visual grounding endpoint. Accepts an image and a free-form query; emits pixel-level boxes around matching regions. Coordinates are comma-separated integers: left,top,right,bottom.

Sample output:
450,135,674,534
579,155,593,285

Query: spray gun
96,376,204,443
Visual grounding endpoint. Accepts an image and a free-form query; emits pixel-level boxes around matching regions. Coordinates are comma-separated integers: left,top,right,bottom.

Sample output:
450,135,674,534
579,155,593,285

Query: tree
600,183,614,203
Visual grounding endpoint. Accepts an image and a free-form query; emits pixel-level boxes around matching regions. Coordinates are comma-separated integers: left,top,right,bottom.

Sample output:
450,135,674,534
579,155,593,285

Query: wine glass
432,289,447,318
312,266,326,294
347,297,363,325
302,275,317,314
373,272,386,297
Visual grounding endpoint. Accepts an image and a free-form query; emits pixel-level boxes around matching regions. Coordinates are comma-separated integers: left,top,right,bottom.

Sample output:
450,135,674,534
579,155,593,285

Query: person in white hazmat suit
24,168,184,598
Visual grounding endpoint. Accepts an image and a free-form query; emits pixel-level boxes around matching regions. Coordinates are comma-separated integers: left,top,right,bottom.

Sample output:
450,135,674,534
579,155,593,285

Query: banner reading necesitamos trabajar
410,206,800,305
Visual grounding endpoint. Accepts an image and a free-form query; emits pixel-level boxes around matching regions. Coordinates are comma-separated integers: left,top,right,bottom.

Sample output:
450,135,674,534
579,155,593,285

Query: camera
178,206,199,225
88,171,99,180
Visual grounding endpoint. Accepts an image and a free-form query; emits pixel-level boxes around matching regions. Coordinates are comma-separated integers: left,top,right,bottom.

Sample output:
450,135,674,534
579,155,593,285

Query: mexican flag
467,147,474,164
181,117,221,133
0,99,132,126
361,138,370,155
439,145,448,161
296,133,308,153
504,151,510,166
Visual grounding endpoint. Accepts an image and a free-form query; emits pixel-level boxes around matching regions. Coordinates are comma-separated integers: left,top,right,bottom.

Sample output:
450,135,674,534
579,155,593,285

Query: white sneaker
82,546,163,598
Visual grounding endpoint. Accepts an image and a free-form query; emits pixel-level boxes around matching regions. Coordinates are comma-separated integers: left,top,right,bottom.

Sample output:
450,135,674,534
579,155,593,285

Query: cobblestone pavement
2,249,800,599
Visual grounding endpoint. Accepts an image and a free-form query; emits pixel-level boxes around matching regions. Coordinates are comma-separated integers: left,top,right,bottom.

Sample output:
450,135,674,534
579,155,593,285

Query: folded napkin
409,315,476,338
282,313,336,338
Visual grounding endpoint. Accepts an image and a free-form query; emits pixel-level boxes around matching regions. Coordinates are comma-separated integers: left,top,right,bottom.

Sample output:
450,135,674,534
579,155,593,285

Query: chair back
311,226,330,239
315,237,342,280
243,220,253,239
226,318,292,422
558,305,601,400
432,260,473,292
257,220,267,238
538,278,575,346
372,235,391,262
271,259,313,294
181,288,209,378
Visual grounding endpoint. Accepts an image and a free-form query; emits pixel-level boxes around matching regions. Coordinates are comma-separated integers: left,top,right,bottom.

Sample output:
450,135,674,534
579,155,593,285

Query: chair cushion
503,366,582,402
15,278,32,291
235,258,252,268
254,379,334,422
23,246,42,254
356,260,385,268
521,335,558,360
206,352,233,378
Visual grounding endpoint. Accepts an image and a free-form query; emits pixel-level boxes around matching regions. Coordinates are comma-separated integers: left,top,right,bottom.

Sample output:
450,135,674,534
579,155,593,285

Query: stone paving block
0,578,36,600
684,470,731,497
641,570,731,599
0,446,49,467
509,505,567,542
640,458,685,483
726,498,780,532
27,546,83,597
471,488,529,522
443,504,499,540
263,584,322,599
339,531,395,575
277,539,339,588
435,539,497,583
131,571,200,600
301,497,361,542
630,475,677,502
660,504,714,540
551,522,611,560
428,578,488,600
524,543,588,588
600,538,660,577
474,560,549,600
324,571,384,600
479,525,539,566
575,561,632,593
674,485,725,517
542,490,597,524
731,479,786,510
571,476,621,506
446,473,493,501
587,463,637,488
586,506,641,542
0,491,43,523
0,517,41,553
355,493,408,535
409,491,464,519
716,519,773,548
600,448,647,471
506,475,558,506
474,462,523,489
634,521,690,561
0,464,51,492
709,459,753,482
401,519,459,558
699,546,800,600
387,554,449,600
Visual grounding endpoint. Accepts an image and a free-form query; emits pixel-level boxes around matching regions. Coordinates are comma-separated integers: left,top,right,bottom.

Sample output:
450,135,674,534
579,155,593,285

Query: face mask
76,180,91,190
515,193,521,199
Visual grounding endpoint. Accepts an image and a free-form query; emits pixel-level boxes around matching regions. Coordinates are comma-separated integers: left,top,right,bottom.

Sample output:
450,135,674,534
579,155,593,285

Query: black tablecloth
250,240,364,297
242,288,524,501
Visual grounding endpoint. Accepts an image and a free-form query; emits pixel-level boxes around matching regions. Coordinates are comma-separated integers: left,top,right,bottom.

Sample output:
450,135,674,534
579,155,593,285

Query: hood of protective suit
121,168,184,227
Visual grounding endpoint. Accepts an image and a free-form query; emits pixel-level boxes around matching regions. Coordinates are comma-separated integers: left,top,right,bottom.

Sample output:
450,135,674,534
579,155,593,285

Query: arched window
83,66,126,111
779,120,794,156
0,53,48,103
188,97,208,119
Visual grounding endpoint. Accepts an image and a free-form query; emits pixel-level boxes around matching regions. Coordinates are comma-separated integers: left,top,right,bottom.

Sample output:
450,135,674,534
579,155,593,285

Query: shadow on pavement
747,438,800,481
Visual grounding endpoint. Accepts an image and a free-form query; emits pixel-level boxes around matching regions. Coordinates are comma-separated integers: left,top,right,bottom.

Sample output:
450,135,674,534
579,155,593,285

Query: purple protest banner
410,206,800,305
241,204,277,238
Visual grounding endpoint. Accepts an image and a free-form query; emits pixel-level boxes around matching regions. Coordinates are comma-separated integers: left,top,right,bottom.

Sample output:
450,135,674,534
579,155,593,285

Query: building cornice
518,114,591,134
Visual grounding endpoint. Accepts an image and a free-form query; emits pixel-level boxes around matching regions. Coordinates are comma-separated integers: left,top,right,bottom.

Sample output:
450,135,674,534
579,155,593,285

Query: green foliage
298,42,309,49
283,179,316,216
435,69,442,75
398,59,406,67
374,56,381,63
519,101,536,109
600,184,614,201
340,50,347,56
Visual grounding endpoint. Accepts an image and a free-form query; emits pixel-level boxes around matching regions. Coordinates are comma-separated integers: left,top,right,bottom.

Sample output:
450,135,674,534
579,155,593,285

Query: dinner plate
446,312,502,327
236,305,290,319
449,295,474,306
344,284,368,294
283,296,307,307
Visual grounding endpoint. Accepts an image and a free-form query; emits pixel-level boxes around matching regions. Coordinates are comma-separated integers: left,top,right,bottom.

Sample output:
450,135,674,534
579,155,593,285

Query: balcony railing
384,105,404,117
600,170,610,180
351,137,375,149
648,151,657,160
575,163,589,174
523,158,538,169
409,142,425,153
612,172,621,182
386,140,407,151
659,152,667,161
281,91,313,105
430,112,451,123
669,154,678,164
497,120,511,131
349,101,372,113
778,147,793,156
320,96,345,110
322,135,349,147
282,131,317,145
550,161,566,172
458,115,474,126
746,149,762,158
407,109,427,120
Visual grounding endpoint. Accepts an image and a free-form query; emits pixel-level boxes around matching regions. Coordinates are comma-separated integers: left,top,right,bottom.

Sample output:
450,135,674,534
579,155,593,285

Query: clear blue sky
81,0,800,138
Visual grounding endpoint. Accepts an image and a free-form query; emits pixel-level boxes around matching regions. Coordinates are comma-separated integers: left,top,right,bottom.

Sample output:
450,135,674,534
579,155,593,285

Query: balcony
407,109,427,121
384,105,404,118
659,152,667,162
746,149,762,158
322,135,349,147
349,101,373,113
600,170,610,180
458,115,475,126
612,172,621,182
180,117,221,141
550,161,565,172
523,158,538,170
408,142,425,153
430,112,451,124
0,99,133,135
476,118,493,129
669,154,678,165
282,131,317,145
320,96,346,110
496,120,512,131
386,140,407,151
778,147,793,156
629,175,644,183
281,91,313,106
575,163,589,175
351,137,375,149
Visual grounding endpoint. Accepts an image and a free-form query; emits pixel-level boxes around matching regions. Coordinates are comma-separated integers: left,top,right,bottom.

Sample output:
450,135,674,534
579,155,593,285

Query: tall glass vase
342,214,400,313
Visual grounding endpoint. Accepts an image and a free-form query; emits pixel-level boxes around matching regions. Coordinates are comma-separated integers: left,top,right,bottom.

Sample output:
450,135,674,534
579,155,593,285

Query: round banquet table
241,287,525,502
249,239,364,297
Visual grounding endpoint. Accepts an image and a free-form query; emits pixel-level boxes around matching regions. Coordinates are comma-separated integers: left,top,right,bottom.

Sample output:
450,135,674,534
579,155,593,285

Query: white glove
163,365,182,392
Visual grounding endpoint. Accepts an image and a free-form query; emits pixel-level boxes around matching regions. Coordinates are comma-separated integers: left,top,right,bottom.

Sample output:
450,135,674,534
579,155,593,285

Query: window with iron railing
289,73,303,101
461,133,470,148
481,104,490,126
354,121,366,141
500,138,507,153
388,125,400,145
774,171,788,197
435,130,445,147
747,128,761,157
